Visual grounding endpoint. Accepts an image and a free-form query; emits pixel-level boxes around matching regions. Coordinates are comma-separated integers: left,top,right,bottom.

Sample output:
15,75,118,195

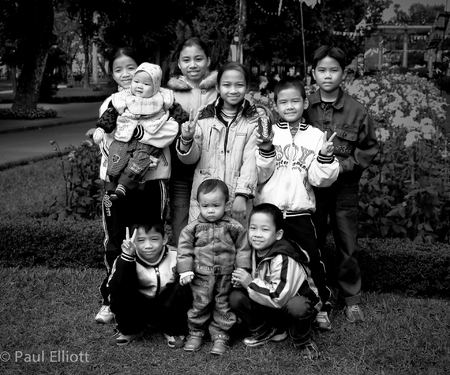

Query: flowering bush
343,70,450,243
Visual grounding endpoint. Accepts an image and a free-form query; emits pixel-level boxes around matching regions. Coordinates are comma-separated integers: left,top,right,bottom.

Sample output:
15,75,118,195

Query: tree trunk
82,38,90,89
12,0,54,111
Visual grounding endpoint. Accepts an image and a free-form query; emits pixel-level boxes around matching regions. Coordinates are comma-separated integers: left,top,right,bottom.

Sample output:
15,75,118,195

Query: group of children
93,40,379,359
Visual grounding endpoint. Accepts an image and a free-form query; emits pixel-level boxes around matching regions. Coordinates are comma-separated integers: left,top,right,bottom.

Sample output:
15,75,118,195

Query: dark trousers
283,215,331,307
313,180,361,306
110,282,192,336
229,289,317,346
99,179,166,305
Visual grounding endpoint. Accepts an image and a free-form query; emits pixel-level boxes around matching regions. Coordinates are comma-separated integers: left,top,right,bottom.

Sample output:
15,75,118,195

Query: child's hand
180,274,194,286
93,128,105,145
256,128,274,151
321,131,337,156
181,109,199,141
232,268,252,288
121,227,137,256
232,196,247,224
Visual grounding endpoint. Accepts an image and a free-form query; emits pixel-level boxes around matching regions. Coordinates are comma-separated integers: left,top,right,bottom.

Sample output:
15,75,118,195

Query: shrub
0,217,104,268
0,107,57,119
321,238,450,298
49,139,103,221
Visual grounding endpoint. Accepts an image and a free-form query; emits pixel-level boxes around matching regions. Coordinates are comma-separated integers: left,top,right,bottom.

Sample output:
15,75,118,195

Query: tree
11,0,54,111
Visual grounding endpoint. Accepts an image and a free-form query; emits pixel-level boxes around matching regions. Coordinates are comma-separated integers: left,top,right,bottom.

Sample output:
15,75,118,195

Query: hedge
1,217,449,298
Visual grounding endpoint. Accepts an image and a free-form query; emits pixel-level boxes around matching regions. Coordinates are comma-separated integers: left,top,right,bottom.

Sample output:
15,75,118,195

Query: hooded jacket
247,238,322,311
166,71,218,183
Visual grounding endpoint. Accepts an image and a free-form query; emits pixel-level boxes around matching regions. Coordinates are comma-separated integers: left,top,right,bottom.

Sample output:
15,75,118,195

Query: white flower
375,127,390,142
404,131,421,147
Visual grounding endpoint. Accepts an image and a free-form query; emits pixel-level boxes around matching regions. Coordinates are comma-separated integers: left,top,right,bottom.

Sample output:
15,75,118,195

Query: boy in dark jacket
304,45,378,324
108,219,192,347
230,203,321,360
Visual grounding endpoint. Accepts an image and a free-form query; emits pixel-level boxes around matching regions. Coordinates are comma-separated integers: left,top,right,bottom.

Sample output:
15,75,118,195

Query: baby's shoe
184,331,204,352
210,335,229,356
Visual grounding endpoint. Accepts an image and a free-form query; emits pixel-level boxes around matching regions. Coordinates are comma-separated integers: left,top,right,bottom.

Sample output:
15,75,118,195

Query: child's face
131,71,154,98
248,213,283,252
216,69,248,111
112,55,138,89
312,56,344,94
135,226,167,263
178,44,210,84
198,189,227,223
276,87,308,125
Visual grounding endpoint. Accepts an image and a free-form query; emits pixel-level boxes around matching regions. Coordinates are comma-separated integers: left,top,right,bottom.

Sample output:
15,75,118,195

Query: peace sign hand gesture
181,109,199,142
121,227,137,256
321,131,337,157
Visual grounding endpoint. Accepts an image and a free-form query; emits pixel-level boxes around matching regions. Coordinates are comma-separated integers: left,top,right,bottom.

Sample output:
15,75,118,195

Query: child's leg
329,182,361,306
209,274,236,340
283,216,331,306
110,288,152,335
187,274,214,335
107,140,130,180
157,282,192,337
284,295,317,345
168,179,191,246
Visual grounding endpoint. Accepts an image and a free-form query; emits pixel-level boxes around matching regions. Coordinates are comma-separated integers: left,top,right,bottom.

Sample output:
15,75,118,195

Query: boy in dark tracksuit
107,220,192,347
230,203,322,360
304,45,379,323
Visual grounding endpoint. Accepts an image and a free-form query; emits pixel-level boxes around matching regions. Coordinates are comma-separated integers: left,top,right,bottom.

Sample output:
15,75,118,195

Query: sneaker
110,331,143,346
294,341,319,360
344,304,365,323
315,311,332,330
95,305,114,324
243,326,286,347
164,333,186,349
184,333,204,352
210,339,229,356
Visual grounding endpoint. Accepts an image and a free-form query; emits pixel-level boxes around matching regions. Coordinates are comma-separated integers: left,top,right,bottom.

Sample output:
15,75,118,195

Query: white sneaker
95,305,114,324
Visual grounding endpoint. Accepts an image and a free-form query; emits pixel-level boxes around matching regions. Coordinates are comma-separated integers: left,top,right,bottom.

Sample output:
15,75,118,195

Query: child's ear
163,235,168,246
303,98,309,110
312,69,316,81
207,57,211,68
276,229,284,240
342,69,348,81
216,83,220,93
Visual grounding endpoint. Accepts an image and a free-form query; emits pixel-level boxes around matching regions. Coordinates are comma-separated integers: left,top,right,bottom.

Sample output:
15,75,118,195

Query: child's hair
217,61,249,87
249,203,284,231
176,37,211,60
197,179,229,202
273,76,306,103
107,47,142,73
130,219,165,237
312,45,346,71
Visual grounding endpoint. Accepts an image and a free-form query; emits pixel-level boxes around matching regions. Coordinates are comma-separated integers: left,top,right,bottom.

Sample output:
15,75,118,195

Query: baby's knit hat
134,62,162,96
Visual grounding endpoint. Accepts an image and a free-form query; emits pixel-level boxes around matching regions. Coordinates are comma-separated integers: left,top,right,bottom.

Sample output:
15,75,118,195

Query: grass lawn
0,268,449,375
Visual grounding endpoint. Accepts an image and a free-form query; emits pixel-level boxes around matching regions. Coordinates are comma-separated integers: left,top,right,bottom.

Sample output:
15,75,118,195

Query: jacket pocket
335,127,357,142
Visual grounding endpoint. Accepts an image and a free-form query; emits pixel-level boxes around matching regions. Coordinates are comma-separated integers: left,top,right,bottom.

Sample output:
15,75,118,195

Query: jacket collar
197,212,232,223
309,87,345,110
200,96,256,120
